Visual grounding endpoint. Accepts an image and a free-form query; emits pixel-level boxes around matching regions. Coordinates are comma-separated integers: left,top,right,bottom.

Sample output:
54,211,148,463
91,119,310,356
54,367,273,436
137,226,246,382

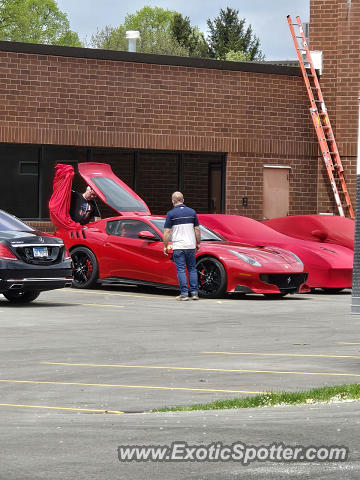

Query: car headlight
228,249,262,267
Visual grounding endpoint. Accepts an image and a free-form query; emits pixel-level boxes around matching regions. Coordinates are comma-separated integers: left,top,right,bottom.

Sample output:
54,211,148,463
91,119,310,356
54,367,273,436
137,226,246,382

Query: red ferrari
198,214,353,292
264,215,355,250
54,163,309,298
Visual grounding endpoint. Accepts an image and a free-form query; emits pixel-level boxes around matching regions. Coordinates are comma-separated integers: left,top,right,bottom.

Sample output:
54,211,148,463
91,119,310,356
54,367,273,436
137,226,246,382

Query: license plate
33,247,48,258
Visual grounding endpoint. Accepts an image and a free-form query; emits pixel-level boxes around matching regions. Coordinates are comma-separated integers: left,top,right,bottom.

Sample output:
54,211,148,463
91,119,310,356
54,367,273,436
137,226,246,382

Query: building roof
0,40,301,77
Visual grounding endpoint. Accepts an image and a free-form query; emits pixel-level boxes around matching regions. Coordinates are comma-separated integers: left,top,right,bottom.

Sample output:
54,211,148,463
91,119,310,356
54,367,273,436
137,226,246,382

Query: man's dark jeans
173,249,198,296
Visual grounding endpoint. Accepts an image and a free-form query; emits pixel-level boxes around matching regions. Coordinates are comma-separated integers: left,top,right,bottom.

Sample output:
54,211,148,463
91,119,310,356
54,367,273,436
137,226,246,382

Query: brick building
0,0,357,230
310,0,360,214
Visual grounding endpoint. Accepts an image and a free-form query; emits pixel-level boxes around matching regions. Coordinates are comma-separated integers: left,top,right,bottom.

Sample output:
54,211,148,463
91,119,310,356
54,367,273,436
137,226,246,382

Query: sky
57,0,310,60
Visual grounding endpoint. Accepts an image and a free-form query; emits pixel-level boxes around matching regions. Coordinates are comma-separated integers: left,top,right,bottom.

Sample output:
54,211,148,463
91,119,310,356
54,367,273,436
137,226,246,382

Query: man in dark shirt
69,186,101,225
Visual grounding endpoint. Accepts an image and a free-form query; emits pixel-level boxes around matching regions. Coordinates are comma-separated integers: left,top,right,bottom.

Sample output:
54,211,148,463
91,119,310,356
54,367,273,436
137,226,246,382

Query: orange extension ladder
287,15,354,219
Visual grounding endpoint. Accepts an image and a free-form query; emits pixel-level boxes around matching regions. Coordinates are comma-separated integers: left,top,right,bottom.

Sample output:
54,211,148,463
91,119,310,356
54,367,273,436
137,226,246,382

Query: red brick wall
0,52,314,147
28,221,55,233
226,150,318,220
310,0,359,214
0,45,319,218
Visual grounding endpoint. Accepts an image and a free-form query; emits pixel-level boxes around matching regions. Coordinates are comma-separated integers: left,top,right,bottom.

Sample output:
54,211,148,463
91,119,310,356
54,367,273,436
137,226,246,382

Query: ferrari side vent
287,15,354,219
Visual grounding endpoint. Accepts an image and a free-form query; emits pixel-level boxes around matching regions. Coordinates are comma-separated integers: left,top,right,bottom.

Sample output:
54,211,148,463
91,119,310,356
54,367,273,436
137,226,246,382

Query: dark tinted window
107,220,158,239
19,162,38,175
0,209,34,231
0,144,39,218
91,177,147,212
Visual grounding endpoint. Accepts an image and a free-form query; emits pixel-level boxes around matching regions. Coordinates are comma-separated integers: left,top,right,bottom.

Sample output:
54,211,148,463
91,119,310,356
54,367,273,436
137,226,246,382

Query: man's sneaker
191,293,199,300
176,295,189,301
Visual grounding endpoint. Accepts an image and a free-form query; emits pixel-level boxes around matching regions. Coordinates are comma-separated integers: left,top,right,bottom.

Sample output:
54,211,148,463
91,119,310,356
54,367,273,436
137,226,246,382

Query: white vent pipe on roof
126,31,140,52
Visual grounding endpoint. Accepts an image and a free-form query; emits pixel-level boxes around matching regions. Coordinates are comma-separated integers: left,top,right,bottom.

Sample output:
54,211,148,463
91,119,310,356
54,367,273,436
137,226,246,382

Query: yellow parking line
201,351,360,359
0,379,263,394
40,361,360,378
0,403,123,414
339,342,360,345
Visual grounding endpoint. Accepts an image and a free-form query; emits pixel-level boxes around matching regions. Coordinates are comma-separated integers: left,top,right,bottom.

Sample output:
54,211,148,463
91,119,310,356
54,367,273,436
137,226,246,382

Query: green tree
0,0,81,46
90,6,189,57
207,7,264,61
90,25,127,51
224,50,252,62
90,24,188,57
170,12,210,58
124,5,175,33
137,29,189,56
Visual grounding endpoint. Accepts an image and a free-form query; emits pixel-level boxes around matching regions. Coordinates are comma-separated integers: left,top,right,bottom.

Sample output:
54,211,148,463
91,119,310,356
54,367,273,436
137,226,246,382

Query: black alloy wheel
196,256,227,299
3,290,40,303
71,247,99,288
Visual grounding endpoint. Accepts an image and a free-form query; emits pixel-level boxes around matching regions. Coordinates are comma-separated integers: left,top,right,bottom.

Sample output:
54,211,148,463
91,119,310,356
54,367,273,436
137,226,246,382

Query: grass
153,383,360,413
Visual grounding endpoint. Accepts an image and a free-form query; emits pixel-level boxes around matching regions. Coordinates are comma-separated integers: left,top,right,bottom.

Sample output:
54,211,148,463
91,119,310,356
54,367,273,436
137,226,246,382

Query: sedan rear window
0,210,33,232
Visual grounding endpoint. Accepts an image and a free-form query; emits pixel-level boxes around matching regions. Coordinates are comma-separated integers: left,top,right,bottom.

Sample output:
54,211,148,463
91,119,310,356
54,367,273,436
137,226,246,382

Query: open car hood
78,163,151,216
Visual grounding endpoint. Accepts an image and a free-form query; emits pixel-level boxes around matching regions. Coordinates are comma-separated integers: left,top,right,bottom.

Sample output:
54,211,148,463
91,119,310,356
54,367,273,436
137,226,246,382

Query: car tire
320,288,345,294
3,290,40,303
196,256,227,299
71,246,99,289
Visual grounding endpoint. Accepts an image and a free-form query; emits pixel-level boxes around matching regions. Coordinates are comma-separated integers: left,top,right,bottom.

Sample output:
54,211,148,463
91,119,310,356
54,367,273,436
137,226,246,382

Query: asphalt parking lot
0,287,359,479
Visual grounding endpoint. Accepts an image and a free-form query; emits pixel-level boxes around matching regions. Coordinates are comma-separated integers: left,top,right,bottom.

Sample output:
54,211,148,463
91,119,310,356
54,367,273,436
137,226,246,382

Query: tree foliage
124,6,174,33
90,5,264,62
90,25,127,51
90,23,188,57
224,50,252,62
170,13,210,58
207,7,264,61
0,0,81,46
91,6,189,57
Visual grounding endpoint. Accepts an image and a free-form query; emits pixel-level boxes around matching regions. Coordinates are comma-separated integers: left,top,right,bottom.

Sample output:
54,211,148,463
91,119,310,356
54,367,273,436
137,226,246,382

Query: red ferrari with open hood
78,163,151,216
53,163,309,298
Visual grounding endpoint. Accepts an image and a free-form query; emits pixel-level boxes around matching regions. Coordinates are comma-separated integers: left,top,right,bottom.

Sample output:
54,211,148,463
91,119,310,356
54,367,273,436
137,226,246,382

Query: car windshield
150,218,223,241
0,209,34,232
90,176,148,212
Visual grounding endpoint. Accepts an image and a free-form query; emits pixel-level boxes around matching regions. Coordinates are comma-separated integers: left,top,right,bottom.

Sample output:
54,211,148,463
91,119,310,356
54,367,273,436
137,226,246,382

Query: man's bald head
172,191,184,205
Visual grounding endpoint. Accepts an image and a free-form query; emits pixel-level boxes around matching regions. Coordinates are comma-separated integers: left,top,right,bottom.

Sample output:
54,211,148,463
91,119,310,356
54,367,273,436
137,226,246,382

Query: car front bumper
231,273,309,294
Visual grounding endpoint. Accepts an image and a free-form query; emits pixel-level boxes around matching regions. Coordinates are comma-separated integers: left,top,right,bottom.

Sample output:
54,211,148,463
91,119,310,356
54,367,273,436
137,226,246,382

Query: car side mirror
138,230,157,241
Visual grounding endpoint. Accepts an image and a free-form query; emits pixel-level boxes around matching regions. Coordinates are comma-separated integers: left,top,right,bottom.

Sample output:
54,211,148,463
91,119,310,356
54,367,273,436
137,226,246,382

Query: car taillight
64,249,71,260
0,243,18,260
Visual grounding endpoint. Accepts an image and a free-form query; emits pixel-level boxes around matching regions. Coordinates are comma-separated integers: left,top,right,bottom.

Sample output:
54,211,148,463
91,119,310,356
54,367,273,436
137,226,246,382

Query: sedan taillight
0,244,18,260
